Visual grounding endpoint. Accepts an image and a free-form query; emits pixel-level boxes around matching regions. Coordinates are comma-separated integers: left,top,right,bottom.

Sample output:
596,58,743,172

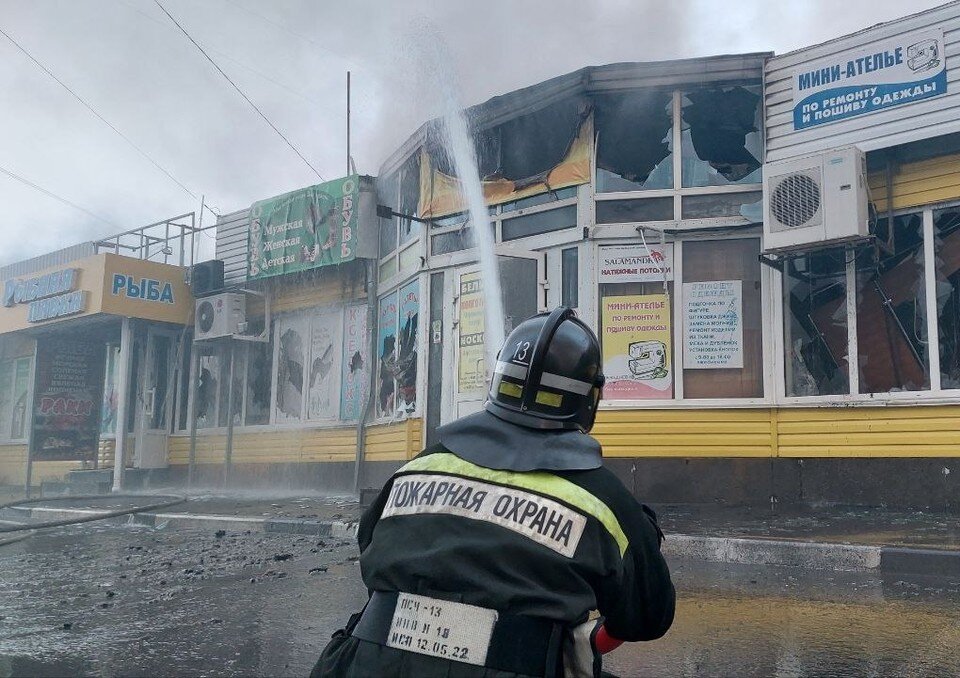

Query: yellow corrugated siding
365,419,423,461
160,407,960,463
777,405,960,457
869,153,960,212
594,409,774,458
593,405,960,458
166,419,423,466
0,444,79,485
168,427,357,465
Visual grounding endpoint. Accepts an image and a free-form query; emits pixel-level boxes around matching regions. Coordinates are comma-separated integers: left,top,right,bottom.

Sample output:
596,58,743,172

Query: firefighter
312,307,675,678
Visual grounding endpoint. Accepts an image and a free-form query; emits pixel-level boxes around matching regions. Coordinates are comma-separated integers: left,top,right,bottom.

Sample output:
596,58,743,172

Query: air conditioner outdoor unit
194,292,245,341
762,146,869,253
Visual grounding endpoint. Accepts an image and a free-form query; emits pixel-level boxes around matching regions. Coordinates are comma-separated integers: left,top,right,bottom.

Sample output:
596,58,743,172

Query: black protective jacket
312,443,674,677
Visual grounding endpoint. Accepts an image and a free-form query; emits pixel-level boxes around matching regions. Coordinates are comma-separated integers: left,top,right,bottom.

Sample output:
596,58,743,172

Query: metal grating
770,172,821,228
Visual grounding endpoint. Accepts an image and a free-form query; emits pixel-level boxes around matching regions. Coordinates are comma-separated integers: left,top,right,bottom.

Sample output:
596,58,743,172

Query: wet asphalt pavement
2,524,960,677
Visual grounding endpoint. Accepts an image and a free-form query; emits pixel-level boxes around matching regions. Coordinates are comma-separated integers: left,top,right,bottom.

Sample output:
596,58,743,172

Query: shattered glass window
196,353,220,429
425,96,584,191
217,349,234,428
681,86,762,188
101,346,120,436
783,249,850,396
398,154,421,246
595,90,673,192
936,208,960,389
856,213,929,393
275,315,307,422
245,332,272,426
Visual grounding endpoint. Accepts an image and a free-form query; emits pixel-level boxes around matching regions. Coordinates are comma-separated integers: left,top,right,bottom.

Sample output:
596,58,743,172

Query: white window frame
774,200,960,407
595,233,774,410
0,355,34,443
373,272,425,425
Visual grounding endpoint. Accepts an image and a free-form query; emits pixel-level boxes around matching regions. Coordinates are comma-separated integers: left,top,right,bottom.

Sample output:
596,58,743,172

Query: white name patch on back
381,473,587,557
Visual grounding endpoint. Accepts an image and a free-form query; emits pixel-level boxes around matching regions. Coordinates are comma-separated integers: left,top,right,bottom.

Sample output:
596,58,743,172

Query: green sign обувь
248,175,359,280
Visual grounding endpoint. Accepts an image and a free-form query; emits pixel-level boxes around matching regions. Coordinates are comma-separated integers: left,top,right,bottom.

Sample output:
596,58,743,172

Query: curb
663,534,960,575
9,506,960,575
6,506,358,540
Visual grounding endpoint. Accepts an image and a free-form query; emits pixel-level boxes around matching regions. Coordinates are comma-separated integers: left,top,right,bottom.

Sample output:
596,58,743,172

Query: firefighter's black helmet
485,307,605,433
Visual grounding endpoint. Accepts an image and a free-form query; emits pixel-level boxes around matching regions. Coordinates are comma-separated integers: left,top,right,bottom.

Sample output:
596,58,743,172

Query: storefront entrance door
133,327,178,468
449,250,544,422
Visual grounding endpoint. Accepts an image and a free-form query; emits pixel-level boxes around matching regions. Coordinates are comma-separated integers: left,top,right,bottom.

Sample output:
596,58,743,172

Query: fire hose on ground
0,494,188,546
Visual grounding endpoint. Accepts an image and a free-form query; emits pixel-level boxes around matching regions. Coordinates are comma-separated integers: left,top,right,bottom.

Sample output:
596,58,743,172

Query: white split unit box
762,146,869,253
195,292,246,341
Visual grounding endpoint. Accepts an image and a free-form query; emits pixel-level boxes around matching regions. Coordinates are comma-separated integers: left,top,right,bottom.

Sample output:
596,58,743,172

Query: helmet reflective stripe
540,371,592,396
495,361,529,379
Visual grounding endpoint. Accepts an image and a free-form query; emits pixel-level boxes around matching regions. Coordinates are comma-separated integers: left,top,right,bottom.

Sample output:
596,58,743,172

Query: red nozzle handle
595,625,624,654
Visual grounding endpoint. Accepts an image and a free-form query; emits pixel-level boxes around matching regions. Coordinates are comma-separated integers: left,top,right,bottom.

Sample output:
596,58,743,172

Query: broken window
398,154,421,246
245,335,272,426
595,90,673,193
936,208,960,388
196,353,220,429
396,279,420,416
681,86,762,187
501,205,577,241
856,213,930,393
783,249,850,396
275,315,306,422
377,292,398,418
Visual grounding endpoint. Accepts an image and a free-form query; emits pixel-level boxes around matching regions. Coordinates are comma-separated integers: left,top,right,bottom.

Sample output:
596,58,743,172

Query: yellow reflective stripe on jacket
398,452,629,556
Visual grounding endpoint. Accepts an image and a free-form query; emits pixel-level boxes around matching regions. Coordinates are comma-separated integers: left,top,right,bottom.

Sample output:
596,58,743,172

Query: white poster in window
307,307,343,420
682,280,743,369
275,315,307,422
598,244,674,283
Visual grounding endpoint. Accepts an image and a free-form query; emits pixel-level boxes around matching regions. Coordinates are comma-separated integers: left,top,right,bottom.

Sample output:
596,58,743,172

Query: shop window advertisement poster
307,307,343,420
396,279,420,417
683,280,744,369
340,304,368,421
31,338,105,461
601,294,672,399
377,292,398,418
458,271,486,394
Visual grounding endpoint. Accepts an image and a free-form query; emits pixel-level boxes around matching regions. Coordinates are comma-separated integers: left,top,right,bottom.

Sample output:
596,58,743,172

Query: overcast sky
0,0,948,265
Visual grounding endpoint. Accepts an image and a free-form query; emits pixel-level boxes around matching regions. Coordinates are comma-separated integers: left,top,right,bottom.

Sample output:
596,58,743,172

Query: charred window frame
595,90,674,193
680,86,762,188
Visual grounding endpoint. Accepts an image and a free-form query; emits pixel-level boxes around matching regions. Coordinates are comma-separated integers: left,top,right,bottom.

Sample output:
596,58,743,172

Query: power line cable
0,22,220,220
114,0,338,114
153,0,324,182
0,164,121,229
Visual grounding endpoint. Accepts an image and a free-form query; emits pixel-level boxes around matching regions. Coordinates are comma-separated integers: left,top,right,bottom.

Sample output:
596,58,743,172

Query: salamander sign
793,29,946,130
